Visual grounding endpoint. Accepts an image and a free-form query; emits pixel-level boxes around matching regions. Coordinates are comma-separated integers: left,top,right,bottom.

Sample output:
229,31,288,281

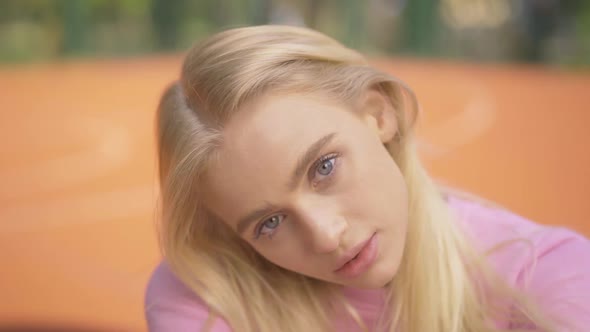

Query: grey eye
264,216,281,229
255,215,284,239
317,158,335,176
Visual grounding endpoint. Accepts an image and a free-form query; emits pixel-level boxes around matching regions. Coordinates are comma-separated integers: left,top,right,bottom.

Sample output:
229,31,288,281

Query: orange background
0,57,588,331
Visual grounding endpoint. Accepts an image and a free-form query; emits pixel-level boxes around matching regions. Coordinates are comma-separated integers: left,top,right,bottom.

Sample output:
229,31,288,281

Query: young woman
145,25,590,331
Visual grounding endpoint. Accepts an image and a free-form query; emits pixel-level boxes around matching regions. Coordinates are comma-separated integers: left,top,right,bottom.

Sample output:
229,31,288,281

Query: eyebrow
235,132,338,235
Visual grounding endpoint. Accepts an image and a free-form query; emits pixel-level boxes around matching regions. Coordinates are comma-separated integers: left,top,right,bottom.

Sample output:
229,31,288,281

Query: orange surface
0,56,588,331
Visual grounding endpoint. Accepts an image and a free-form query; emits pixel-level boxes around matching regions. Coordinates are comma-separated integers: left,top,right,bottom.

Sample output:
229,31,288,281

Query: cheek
253,240,309,272
251,226,328,277
348,148,407,223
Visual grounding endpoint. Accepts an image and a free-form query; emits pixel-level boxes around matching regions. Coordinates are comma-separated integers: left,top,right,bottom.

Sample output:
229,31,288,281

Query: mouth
334,232,378,278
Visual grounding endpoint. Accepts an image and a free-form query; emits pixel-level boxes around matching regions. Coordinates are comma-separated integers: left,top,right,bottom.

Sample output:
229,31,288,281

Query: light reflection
441,0,513,29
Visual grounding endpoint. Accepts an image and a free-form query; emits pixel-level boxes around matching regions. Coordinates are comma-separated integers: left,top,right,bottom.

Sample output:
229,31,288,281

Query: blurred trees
0,0,587,66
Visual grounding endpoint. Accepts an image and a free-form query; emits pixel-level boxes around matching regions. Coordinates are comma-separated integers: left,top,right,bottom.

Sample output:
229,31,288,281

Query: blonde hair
156,25,556,332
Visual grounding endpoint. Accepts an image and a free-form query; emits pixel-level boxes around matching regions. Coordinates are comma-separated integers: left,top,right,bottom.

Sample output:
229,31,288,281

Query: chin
346,263,399,289
358,274,395,289
340,277,391,289
368,258,400,288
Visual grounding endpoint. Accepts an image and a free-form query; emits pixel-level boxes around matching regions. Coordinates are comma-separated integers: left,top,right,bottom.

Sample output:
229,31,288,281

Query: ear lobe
360,89,398,144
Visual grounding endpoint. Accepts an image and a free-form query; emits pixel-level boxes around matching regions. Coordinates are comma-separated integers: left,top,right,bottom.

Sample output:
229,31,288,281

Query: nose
297,202,348,254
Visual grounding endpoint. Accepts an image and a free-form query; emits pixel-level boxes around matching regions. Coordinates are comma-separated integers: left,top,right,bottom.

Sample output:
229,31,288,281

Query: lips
334,232,378,278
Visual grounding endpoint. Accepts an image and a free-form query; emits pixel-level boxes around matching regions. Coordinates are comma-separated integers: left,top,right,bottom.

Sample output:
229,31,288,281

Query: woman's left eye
313,154,338,181
255,214,284,239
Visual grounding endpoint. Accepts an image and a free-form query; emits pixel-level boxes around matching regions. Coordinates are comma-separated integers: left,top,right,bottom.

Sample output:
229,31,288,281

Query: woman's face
204,91,408,288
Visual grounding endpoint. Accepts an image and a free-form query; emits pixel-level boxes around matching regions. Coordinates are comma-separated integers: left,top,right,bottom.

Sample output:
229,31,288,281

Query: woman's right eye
255,215,284,239
315,156,336,177
310,153,339,187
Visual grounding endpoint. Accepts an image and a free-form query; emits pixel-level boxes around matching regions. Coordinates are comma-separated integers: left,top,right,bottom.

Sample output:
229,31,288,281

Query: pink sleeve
449,197,590,330
144,262,232,332
521,228,590,331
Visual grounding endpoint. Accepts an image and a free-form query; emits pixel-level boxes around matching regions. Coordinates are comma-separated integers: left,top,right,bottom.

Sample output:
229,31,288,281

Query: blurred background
1,0,590,65
0,0,589,331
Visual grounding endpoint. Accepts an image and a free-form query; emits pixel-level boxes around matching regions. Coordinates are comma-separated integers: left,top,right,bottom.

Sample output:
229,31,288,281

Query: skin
204,89,409,288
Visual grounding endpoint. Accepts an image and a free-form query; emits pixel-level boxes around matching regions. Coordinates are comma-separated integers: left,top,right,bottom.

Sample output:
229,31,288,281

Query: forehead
219,95,364,166
226,93,355,151
203,93,361,222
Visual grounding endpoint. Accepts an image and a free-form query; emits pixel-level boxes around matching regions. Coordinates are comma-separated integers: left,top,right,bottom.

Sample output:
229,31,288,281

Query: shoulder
446,195,588,271
144,261,232,332
448,195,590,329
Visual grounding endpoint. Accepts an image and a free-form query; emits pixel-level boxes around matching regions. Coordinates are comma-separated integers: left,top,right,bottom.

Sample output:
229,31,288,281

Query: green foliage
0,0,587,66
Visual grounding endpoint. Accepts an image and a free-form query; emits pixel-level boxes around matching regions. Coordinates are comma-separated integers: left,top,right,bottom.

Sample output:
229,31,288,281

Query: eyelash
310,153,339,187
254,214,285,240
253,152,340,240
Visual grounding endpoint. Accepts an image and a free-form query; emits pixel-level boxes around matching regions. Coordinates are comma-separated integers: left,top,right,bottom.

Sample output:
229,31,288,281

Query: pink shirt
144,197,590,331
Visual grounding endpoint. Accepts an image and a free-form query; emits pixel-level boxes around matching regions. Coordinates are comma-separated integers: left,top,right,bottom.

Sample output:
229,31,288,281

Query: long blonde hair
156,25,556,331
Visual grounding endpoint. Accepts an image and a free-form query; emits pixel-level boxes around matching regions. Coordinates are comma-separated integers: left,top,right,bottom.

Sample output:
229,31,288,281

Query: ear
358,87,398,144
